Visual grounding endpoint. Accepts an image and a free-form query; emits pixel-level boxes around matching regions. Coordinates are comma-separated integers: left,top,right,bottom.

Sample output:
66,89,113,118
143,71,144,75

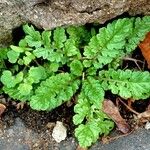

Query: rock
52,121,67,143
0,0,150,46
145,121,150,130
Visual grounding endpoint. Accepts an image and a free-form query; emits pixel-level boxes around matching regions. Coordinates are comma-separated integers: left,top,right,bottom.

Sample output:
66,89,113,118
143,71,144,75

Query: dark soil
0,97,77,149
2,99,75,134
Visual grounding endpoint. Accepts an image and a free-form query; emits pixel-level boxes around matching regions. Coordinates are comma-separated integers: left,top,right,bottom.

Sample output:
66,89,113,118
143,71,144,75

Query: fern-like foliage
83,18,133,69
30,73,80,110
1,16,150,148
1,66,47,101
99,69,150,99
73,77,114,147
126,16,150,53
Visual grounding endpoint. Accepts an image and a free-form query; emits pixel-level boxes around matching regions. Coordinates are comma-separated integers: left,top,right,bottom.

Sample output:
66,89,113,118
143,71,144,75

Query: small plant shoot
0,16,150,148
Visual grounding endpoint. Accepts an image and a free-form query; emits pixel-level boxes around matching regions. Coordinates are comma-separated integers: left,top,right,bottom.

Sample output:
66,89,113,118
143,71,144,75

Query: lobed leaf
42,30,51,48
23,24,41,41
99,69,150,99
84,18,133,69
3,86,31,101
53,28,67,49
75,120,100,148
18,83,32,96
64,39,79,57
30,73,80,110
33,47,51,59
74,112,114,148
73,77,104,124
70,60,83,76
1,71,16,88
7,50,20,63
126,16,150,53
27,66,47,83
73,77,114,148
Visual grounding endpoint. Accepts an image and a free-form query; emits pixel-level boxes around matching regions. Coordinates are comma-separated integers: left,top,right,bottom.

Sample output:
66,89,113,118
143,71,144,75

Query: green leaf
66,26,91,44
25,35,42,48
47,51,63,63
33,47,51,59
70,60,83,76
0,48,8,72
74,110,114,148
73,95,90,125
23,51,35,65
64,39,79,57
84,18,133,69
23,24,41,41
7,50,20,63
30,73,80,110
3,86,31,101
19,39,28,47
10,45,24,53
73,78,104,124
0,47,8,60
50,63,59,72
83,77,104,108
126,16,150,53
42,30,51,48
99,69,150,99
15,72,24,83
83,60,92,68
53,28,66,49
28,66,47,83
75,121,100,148
1,70,16,88
1,71,24,88
74,77,113,148
18,83,32,96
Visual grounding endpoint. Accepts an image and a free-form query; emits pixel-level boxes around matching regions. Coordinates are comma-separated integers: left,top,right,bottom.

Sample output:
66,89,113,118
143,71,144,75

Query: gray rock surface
91,129,150,150
0,0,150,46
0,117,77,150
0,117,150,150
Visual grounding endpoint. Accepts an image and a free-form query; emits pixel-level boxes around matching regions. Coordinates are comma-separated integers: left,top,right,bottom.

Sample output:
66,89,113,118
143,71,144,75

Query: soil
0,97,77,150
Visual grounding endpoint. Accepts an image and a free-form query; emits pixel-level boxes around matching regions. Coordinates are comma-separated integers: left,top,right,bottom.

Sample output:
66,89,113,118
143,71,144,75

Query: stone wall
0,0,150,46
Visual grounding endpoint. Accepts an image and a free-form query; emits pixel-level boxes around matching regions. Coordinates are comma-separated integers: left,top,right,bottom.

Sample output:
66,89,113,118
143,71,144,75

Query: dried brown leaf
137,110,150,123
0,103,6,117
139,32,150,68
103,99,130,134
137,102,150,123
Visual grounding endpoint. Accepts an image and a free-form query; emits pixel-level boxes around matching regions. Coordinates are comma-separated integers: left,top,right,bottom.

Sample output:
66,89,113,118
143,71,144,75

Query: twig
82,72,85,81
117,98,139,115
34,59,40,66
123,57,144,70
123,57,144,63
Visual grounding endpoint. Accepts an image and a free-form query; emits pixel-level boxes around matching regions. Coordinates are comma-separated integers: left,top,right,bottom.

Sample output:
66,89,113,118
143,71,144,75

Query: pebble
145,121,150,130
52,121,67,143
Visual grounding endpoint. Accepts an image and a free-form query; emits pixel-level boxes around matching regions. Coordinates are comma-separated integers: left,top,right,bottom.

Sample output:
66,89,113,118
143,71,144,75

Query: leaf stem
33,59,40,66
